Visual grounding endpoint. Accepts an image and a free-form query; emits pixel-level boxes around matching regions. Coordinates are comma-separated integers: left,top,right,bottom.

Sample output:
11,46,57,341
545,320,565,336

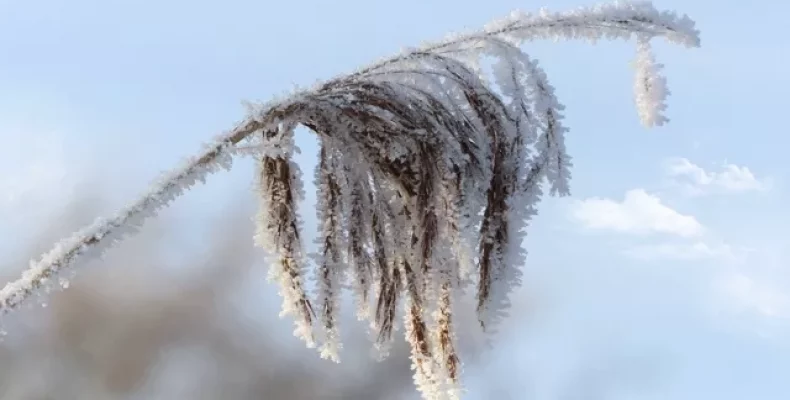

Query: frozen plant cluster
0,2,699,399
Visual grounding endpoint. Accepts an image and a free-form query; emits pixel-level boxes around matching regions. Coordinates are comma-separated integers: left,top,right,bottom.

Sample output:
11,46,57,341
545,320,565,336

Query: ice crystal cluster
0,2,699,399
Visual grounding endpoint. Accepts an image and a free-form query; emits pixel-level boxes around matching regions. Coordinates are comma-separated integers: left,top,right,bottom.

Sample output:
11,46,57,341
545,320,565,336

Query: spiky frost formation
253,126,317,348
633,36,671,127
1,2,700,399
310,141,347,361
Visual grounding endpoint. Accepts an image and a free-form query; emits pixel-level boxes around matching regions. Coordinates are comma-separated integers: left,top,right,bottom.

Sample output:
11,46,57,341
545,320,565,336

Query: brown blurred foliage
0,193,421,400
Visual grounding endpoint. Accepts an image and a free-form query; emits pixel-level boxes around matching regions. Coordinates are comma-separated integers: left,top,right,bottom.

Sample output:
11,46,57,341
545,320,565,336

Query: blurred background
0,184,428,400
0,163,512,399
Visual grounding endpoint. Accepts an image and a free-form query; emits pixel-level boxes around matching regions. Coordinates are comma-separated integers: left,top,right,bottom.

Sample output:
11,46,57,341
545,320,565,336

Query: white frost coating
253,126,317,349
403,297,441,400
633,37,670,127
311,140,348,362
342,0,699,82
1,3,700,400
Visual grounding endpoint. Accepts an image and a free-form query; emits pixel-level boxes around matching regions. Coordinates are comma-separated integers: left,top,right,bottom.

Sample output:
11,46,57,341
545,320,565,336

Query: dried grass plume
0,2,700,399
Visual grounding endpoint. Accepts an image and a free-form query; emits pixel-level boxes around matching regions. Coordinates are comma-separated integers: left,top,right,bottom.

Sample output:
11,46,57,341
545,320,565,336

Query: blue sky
2,0,789,398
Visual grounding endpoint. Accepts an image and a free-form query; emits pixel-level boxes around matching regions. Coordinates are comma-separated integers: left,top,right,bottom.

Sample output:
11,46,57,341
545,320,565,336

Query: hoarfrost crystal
0,2,699,399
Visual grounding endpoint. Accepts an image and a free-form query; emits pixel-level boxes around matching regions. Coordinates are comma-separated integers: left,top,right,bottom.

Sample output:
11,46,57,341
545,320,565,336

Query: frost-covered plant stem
1,2,699,399
0,119,259,311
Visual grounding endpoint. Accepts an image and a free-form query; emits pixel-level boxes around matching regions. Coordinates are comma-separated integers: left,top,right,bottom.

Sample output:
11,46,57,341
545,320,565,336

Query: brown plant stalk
1,2,700,399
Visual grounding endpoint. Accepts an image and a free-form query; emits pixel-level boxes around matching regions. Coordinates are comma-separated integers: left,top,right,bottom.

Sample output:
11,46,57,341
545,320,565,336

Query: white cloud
663,157,769,195
715,272,790,319
623,241,736,261
570,189,703,238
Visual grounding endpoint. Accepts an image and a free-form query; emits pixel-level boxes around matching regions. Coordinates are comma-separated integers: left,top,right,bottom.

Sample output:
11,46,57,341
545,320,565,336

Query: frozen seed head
1,2,699,399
